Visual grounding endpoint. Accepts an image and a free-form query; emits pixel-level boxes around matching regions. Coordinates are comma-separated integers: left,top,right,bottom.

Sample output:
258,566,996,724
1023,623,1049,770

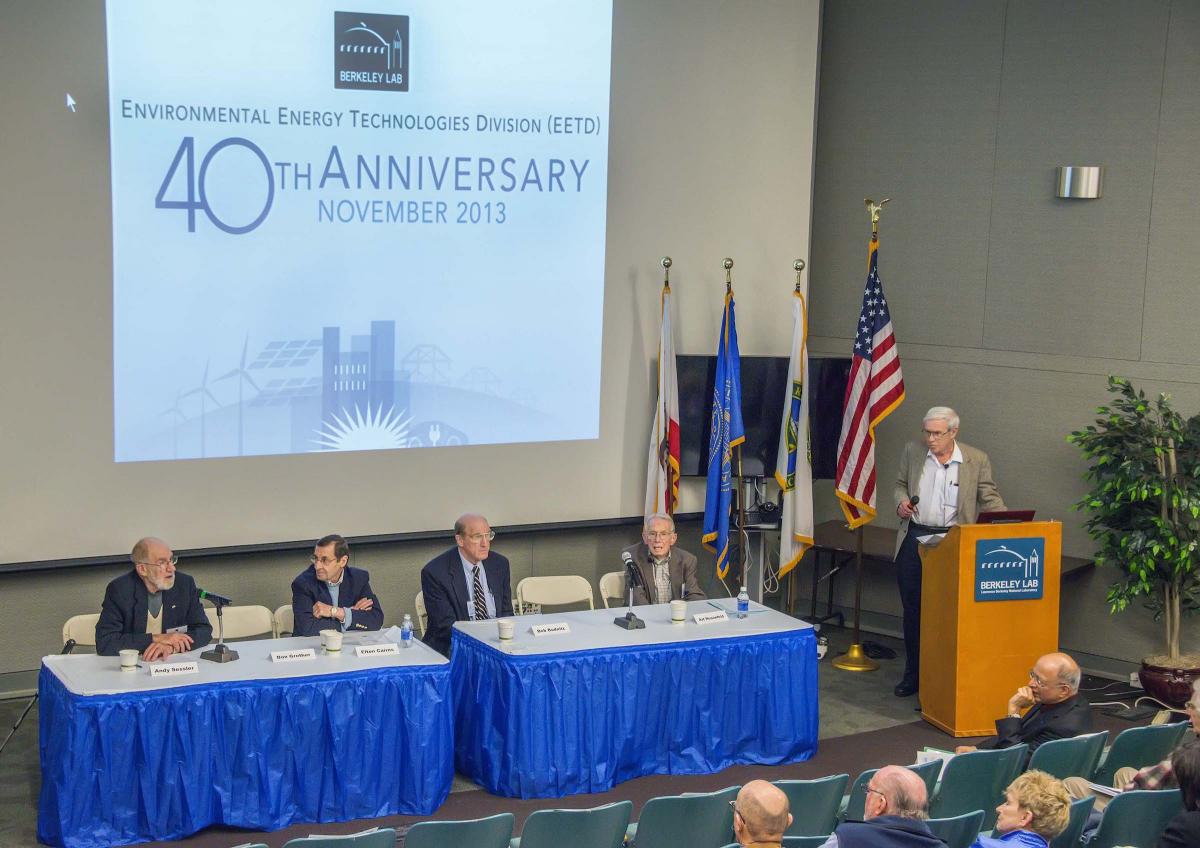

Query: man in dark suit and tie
420,513,513,656
956,652,1092,760
95,536,213,659
291,533,383,636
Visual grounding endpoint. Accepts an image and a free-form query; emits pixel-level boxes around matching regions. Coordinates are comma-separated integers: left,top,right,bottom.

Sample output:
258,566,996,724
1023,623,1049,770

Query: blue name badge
975,538,1045,602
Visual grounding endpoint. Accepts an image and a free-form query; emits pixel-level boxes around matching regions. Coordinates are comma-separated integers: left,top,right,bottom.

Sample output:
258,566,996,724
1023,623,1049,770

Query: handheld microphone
910,496,920,507
198,588,233,606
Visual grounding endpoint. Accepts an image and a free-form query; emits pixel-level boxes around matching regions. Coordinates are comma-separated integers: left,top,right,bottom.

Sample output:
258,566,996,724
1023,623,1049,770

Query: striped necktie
472,565,489,620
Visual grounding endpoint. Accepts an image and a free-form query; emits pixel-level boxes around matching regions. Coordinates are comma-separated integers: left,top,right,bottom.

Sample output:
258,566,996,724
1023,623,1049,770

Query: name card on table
270,648,316,663
355,643,400,657
531,622,571,637
693,610,729,625
149,660,200,678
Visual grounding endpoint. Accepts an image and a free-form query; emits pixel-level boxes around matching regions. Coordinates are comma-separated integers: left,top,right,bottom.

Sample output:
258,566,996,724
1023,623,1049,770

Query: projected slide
107,1,612,462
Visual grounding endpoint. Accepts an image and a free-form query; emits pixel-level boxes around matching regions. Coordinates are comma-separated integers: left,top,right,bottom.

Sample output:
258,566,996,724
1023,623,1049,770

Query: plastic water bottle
736,587,749,619
401,614,414,648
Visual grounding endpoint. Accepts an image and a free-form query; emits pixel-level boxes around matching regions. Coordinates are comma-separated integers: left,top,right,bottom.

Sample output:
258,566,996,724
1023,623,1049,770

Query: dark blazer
1158,810,1200,848
834,815,946,848
420,546,513,656
291,564,383,636
976,693,1093,758
622,542,707,605
95,569,213,656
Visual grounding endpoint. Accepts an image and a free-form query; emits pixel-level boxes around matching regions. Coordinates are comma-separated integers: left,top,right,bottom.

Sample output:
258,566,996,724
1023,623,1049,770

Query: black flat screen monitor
676,354,851,479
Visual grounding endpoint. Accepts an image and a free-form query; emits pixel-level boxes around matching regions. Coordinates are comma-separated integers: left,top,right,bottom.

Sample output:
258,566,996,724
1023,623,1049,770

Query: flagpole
723,257,749,589
832,199,891,674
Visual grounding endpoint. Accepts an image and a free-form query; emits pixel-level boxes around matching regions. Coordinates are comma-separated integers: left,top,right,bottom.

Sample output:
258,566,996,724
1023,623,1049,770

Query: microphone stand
0,640,74,757
614,559,646,630
200,599,239,663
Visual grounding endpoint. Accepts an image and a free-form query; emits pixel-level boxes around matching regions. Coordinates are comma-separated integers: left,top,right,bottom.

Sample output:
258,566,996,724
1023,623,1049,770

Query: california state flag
645,282,681,516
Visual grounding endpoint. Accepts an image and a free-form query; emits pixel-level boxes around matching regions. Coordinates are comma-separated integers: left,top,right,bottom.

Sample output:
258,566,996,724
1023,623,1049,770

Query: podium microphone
614,551,646,630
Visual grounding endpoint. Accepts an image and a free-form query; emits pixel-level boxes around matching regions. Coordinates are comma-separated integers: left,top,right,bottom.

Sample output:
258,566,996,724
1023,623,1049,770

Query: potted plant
1067,376,1200,707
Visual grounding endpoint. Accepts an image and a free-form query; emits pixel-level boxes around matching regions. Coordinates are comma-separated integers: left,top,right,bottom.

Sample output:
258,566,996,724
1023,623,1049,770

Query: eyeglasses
728,800,742,820
644,531,675,539
922,429,951,439
1028,669,1065,688
135,555,178,569
310,555,341,566
462,531,496,542
865,786,887,802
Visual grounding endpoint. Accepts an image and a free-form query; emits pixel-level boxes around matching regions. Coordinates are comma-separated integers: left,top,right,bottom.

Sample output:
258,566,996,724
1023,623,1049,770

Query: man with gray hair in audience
621,513,706,605
892,405,1006,697
956,652,1092,762
819,765,943,848
732,780,792,848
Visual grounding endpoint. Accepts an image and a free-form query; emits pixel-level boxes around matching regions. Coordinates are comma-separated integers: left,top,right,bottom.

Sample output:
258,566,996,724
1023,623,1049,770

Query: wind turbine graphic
160,391,187,459
182,361,221,458
216,335,261,456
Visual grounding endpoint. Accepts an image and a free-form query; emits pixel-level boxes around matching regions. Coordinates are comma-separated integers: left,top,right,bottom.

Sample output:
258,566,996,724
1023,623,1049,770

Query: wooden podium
918,521,1062,736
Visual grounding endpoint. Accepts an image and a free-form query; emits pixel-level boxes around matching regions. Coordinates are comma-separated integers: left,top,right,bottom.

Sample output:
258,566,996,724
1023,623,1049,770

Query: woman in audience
971,770,1070,848
1158,739,1200,848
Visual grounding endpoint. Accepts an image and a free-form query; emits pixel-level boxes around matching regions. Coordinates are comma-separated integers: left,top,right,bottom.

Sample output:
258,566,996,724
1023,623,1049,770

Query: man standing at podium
893,406,1006,697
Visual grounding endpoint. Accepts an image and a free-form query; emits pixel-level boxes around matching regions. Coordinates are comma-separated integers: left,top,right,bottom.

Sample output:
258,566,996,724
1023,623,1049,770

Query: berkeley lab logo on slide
334,12,409,92
975,538,1044,602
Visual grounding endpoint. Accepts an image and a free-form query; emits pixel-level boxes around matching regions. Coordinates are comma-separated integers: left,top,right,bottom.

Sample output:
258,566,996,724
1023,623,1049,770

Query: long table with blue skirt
450,600,819,798
38,628,453,848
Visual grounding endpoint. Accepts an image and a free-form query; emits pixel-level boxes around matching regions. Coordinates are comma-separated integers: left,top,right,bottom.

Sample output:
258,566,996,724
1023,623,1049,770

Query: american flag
835,237,905,528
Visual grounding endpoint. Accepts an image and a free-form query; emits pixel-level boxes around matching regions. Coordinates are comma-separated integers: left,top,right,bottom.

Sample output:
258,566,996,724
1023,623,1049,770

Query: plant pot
1139,661,1200,708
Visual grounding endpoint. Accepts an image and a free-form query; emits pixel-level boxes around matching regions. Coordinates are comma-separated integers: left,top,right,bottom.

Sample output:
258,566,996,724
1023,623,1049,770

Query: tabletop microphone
198,588,232,606
614,551,646,630
62,639,77,655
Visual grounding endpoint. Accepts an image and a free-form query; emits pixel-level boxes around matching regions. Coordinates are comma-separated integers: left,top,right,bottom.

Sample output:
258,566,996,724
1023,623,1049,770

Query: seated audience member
291,533,383,636
420,513,513,656
733,780,792,848
971,770,1071,848
96,536,212,660
1158,739,1200,848
622,513,706,605
956,652,1091,759
820,765,942,848
1063,679,1200,818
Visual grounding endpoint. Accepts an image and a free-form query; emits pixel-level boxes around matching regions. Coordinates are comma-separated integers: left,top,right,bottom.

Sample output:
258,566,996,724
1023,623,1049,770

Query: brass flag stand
832,198,890,673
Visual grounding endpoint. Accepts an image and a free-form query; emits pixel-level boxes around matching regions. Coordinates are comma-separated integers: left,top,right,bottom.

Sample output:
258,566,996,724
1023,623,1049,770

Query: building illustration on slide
135,318,553,462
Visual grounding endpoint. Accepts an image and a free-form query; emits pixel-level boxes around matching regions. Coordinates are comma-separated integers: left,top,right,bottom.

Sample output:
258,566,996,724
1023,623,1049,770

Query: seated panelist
95,536,212,660
291,533,383,636
621,513,706,605
420,513,513,656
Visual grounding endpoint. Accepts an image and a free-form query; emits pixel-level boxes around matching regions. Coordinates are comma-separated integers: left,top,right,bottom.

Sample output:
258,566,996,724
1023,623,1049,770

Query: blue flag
702,291,745,580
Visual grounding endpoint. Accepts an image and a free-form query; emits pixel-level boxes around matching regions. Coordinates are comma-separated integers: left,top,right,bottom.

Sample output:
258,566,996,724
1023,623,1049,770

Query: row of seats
223,764,1184,848
60,572,637,648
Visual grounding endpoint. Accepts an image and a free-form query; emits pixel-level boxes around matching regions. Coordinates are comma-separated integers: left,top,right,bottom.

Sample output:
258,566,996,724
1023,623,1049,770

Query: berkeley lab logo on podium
975,538,1044,602
334,12,409,92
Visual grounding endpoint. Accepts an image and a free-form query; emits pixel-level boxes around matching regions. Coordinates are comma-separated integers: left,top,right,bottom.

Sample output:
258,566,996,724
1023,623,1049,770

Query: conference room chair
280,827,396,847
1026,731,1108,780
929,745,1028,831
274,604,294,637
202,604,275,640
510,800,632,848
1049,796,1095,848
1082,788,1183,848
514,575,595,615
404,812,514,848
598,570,625,608
841,760,941,822
61,613,100,648
924,809,985,848
1090,721,1191,786
773,773,849,836
415,590,428,635
719,839,829,848
624,785,738,848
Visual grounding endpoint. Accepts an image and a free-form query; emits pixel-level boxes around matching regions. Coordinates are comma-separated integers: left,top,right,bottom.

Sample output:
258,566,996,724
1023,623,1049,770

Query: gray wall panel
1143,0,1200,364
811,1,1005,348
983,1,1169,357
